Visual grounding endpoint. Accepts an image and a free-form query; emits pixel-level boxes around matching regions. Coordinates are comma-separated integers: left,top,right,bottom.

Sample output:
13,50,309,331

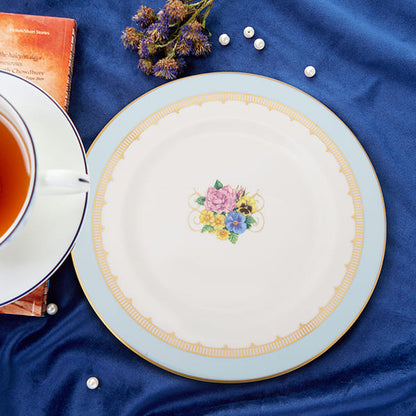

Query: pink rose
204,185,237,213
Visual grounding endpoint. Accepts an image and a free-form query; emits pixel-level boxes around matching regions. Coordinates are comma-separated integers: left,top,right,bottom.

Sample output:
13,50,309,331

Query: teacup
0,94,89,247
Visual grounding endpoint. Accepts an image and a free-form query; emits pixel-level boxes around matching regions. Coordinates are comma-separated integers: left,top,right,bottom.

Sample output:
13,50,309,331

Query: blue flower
225,212,247,235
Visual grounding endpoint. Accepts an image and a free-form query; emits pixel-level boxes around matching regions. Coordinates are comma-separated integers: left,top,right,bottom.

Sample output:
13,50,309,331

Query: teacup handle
39,169,89,194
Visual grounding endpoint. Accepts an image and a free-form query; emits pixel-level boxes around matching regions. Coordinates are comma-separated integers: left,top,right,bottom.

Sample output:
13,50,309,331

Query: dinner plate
0,70,88,306
73,73,385,382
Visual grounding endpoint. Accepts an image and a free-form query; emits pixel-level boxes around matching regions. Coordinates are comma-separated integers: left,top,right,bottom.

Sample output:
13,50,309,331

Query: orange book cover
0,12,77,110
0,12,77,316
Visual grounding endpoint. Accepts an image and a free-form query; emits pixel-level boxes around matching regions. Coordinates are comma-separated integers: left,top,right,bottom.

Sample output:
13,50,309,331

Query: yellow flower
199,210,214,225
237,195,258,215
216,228,229,240
212,214,226,230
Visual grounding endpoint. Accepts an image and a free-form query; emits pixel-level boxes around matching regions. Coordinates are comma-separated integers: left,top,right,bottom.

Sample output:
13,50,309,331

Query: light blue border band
73,73,385,382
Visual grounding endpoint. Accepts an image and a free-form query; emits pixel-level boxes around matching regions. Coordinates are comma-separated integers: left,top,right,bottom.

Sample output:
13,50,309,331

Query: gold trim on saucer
72,72,386,382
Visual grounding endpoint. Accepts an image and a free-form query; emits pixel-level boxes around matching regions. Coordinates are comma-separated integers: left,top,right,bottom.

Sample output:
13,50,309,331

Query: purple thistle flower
176,36,193,56
152,57,180,80
137,37,157,59
161,0,188,24
180,21,204,42
157,10,170,25
138,58,153,75
179,21,211,55
132,6,157,28
146,22,170,43
121,27,143,50
192,35,211,56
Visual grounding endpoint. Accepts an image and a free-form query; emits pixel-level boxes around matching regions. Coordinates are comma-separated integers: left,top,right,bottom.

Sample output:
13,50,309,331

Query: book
0,283,49,317
0,12,77,110
0,12,77,316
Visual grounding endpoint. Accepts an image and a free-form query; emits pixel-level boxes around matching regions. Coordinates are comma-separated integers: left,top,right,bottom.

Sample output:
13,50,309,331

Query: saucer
0,70,88,306
73,73,385,381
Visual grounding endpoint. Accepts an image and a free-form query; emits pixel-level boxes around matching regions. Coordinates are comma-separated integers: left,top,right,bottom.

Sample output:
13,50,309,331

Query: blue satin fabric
1,1,416,414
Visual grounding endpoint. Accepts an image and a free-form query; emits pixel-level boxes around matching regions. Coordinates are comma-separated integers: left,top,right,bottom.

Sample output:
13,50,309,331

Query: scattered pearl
218,33,230,46
86,377,99,390
46,303,58,315
243,26,255,39
254,38,265,51
304,65,316,78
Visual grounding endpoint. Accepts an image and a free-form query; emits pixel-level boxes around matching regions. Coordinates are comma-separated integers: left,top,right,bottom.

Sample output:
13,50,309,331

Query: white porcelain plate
73,73,385,382
0,71,88,306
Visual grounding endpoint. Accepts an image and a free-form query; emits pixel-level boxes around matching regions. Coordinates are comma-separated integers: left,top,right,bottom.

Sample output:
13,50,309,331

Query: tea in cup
0,94,88,246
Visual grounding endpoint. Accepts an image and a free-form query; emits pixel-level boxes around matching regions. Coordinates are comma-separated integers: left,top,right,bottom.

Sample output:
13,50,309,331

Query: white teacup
0,94,89,247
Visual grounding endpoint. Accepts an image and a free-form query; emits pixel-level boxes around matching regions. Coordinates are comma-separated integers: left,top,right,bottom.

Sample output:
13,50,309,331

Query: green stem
156,38,175,48
188,0,207,7
169,37,180,58
201,0,214,28
186,0,213,25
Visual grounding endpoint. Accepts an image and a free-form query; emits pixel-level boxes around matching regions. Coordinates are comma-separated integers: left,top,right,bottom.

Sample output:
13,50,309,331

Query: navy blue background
1,1,416,414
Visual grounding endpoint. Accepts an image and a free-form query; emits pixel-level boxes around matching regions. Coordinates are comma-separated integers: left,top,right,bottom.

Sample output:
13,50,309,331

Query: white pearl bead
243,26,255,39
304,65,316,78
86,377,99,390
46,303,58,315
218,33,230,46
254,38,265,50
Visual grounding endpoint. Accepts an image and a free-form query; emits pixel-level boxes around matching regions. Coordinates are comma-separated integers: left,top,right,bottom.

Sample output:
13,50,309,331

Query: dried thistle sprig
122,0,214,80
